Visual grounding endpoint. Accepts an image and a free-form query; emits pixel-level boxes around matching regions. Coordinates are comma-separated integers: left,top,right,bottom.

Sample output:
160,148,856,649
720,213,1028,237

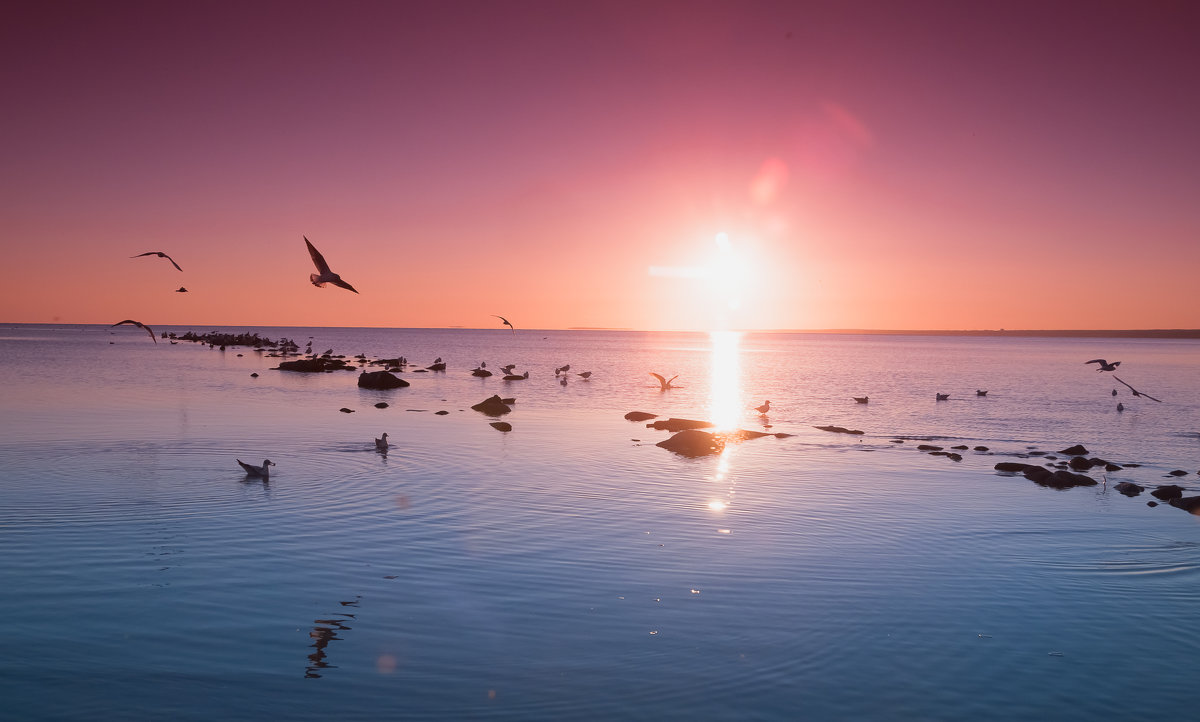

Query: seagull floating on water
976,390,988,396
650,373,678,390
305,236,359,293
936,393,949,401
1085,359,1120,372
131,251,182,271
111,319,157,343
237,459,275,477
1113,375,1162,402
492,315,515,334
853,396,869,404
375,433,389,452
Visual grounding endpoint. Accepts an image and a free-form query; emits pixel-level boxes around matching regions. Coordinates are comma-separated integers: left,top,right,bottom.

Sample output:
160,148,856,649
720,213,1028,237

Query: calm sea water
2,324,1198,720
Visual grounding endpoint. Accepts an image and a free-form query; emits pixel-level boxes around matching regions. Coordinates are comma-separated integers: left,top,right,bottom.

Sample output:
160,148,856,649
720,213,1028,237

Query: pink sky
3,0,1198,331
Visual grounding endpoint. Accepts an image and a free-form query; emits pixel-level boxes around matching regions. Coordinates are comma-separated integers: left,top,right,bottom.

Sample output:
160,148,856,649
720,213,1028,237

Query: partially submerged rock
995,462,1032,472
358,370,410,389
1151,485,1185,501
470,395,511,416
656,429,724,457
339,407,355,414
490,421,513,432
276,358,347,372
624,411,658,422
1114,481,1144,497
1169,496,1200,514
647,418,714,432
814,425,864,435
1059,444,1089,456
1023,466,1097,489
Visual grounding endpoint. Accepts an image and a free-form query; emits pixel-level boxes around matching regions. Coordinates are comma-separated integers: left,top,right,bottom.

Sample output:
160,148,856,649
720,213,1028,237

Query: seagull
305,236,359,293
503,371,529,380
492,315,515,333
111,319,157,343
237,459,275,477
131,251,182,271
174,287,188,293
650,373,678,390
555,364,571,375
1085,359,1120,372
375,433,389,452
1113,375,1162,402
1117,402,1124,412
755,400,771,415
500,364,517,375
853,396,869,404
1112,389,1118,396
936,393,949,401
576,371,592,379
976,390,988,396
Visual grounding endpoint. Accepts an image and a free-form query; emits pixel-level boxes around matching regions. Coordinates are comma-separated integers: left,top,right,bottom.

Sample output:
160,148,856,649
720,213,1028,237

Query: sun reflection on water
708,330,743,431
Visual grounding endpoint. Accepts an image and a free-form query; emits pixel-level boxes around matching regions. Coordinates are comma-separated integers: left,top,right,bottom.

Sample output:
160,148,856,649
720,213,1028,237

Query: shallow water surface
2,326,1199,720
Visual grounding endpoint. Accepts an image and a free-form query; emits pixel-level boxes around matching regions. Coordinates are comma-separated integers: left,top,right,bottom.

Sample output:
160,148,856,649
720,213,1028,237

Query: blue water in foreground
2,325,1199,720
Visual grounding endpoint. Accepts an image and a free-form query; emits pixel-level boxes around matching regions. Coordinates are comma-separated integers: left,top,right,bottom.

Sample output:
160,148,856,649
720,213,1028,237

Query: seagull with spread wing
1085,359,1120,372
305,236,359,293
650,372,678,390
1113,375,1162,402
492,315,515,333
111,319,157,343
131,251,182,271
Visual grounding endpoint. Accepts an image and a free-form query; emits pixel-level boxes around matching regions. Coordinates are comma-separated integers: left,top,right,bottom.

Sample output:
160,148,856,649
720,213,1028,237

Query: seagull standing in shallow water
131,251,183,271
305,236,359,293
111,319,157,343
237,459,275,477
755,400,771,415
1085,359,1120,372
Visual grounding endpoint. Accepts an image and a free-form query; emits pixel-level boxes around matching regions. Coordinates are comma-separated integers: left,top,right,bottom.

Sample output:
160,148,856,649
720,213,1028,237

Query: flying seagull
1113,375,1162,402
650,372,678,390
305,236,359,293
1085,359,1120,372
131,251,182,271
492,315,515,333
111,319,157,343
237,459,275,478
175,287,188,293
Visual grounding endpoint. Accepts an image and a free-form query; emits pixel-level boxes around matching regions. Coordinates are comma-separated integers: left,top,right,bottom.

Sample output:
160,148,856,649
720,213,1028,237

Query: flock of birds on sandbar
111,238,1169,480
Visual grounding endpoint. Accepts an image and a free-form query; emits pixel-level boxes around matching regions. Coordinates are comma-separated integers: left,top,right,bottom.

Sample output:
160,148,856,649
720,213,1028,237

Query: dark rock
1168,496,1200,514
951,445,969,450
500,398,516,405
929,451,962,461
625,411,658,422
814,425,864,435
277,358,341,372
1151,485,1185,501
648,418,714,432
471,369,493,377
917,444,944,451
1026,467,1097,489
891,439,905,443
1069,456,1095,471
470,395,511,416
339,407,355,413
358,371,410,389
1113,482,1144,497
435,410,449,415
1147,501,1159,507
250,373,258,378
728,429,773,441
656,429,725,457
974,446,989,451
1059,444,1089,456
774,433,794,438
995,462,1032,472
426,362,446,371
1104,463,1122,472
1124,463,1141,468
490,421,513,432
1168,470,1188,477
374,402,389,409
1027,451,1047,457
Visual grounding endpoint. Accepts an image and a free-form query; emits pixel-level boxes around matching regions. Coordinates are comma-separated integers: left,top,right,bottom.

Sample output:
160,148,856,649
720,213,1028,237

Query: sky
2,0,1198,331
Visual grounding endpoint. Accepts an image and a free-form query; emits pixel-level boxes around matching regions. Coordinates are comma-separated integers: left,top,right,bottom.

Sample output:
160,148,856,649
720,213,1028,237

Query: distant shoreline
4,322,1199,339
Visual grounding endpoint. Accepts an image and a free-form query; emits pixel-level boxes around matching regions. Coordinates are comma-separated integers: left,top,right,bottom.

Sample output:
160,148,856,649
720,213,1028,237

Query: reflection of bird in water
305,236,359,293
375,433,388,452
131,250,183,271
853,396,869,404
492,315,515,333
755,400,771,415
175,287,188,293
1085,359,1120,372
1113,375,1162,402
560,375,567,386
111,319,157,343
936,393,949,401
650,373,678,390
577,371,592,379
237,459,275,478
976,390,988,396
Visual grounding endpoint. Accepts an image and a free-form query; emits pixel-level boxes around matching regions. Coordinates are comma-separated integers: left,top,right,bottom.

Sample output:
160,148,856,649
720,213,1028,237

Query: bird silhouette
305,236,359,293
853,396,869,404
650,373,678,390
755,400,771,415
131,251,182,271
174,287,188,293
493,315,515,333
936,393,949,401
576,371,592,379
237,459,274,477
375,433,389,452
1113,375,1162,402
111,319,157,343
1085,359,1120,372
976,390,988,396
